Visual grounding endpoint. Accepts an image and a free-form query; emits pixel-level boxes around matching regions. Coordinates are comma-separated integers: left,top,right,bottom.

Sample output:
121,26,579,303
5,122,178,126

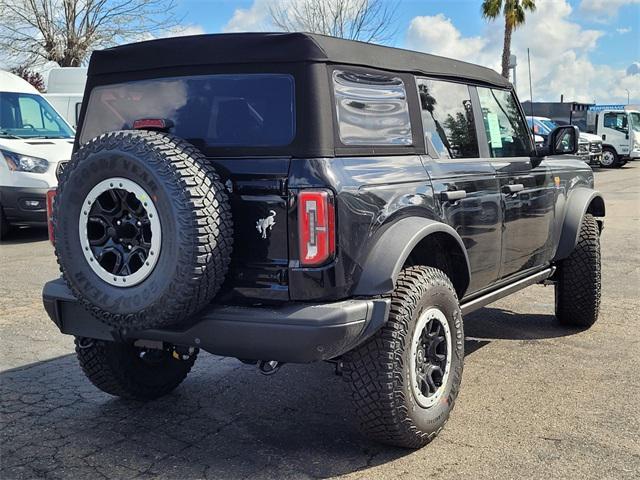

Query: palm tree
481,0,536,79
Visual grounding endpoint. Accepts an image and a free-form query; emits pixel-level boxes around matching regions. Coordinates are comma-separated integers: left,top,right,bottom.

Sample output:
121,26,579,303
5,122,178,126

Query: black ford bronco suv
43,33,604,449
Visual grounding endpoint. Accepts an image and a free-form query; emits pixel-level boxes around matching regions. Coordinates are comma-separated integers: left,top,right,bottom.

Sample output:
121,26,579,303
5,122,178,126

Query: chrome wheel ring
409,307,453,408
601,151,615,167
79,177,161,287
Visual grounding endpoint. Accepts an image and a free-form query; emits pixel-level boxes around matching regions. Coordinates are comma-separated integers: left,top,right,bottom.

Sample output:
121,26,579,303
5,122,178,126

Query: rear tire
342,266,464,449
555,214,601,328
75,338,197,400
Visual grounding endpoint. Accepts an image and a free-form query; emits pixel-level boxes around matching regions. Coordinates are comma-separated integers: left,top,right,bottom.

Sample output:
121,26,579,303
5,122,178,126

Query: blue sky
172,0,640,103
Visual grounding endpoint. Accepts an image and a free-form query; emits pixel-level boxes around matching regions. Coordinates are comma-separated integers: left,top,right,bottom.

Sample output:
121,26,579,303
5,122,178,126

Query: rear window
80,74,295,148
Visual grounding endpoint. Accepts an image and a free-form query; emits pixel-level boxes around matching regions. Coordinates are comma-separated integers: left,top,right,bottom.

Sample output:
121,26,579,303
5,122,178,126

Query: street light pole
625,89,630,105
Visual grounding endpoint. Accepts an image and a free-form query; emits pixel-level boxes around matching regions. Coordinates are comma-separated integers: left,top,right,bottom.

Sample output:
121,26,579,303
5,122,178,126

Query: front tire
75,338,197,400
600,147,619,168
555,214,601,328
342,266,464,448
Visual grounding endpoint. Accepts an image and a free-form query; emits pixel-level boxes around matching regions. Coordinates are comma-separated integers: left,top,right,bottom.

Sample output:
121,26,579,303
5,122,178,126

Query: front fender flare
553,188,605,261
353,217,471,296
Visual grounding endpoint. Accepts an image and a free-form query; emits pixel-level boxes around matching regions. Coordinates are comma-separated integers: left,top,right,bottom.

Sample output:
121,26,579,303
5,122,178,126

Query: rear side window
80,74,295,148
333,70,412,146
477,87,531,157
416,78,479,159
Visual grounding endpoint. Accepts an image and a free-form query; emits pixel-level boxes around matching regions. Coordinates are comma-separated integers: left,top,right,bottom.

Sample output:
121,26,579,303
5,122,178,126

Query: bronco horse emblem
256,210,276,239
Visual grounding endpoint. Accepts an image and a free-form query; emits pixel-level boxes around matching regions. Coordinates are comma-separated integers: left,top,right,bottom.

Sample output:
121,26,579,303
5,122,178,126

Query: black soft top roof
88,32,510,88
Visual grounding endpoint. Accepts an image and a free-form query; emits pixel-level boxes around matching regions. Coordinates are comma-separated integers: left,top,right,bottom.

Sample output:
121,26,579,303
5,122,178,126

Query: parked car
527,116,603,166
42,33,604,449
0,70,74,239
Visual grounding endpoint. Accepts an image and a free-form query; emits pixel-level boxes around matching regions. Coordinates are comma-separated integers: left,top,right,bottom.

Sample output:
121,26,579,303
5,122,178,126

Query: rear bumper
0,186,48,224
42,278,391,363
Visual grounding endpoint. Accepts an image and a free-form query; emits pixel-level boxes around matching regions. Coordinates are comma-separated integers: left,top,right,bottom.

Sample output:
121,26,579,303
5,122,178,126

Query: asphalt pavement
1,165,639,480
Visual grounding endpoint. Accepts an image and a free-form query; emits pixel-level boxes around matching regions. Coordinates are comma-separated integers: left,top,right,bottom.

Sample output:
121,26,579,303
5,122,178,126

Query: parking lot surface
1,166,639,480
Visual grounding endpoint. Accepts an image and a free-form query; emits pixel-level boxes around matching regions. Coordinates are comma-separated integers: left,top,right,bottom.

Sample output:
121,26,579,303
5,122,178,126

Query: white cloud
404,0,635,104
616,27,632,34
580,0,640,20
223,0,273,32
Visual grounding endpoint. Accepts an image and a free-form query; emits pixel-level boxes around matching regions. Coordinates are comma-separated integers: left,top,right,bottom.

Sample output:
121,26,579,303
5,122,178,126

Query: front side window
416,78,479,159
80,74,295,148
629,112,640,132
603,112,628,133
0,92,74,139
477,87,532,157
333,70,412,146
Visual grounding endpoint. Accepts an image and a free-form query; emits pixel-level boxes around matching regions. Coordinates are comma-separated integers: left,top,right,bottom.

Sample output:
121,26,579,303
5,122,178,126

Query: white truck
43,67,87,129
586,105,640,167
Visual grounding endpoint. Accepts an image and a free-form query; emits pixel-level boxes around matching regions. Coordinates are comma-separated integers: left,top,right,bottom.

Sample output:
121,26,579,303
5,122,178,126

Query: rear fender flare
353,217,471,297
553,188,605,261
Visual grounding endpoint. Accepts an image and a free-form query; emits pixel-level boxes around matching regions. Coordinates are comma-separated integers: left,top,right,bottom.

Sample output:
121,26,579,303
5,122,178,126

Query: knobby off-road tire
342,266,464,449
54,131,233,329
75,338,197,400
555,213,601,328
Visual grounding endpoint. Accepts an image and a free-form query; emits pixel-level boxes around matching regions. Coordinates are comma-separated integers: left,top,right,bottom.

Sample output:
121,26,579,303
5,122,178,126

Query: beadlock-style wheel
78,177,161,287
409,307,452,408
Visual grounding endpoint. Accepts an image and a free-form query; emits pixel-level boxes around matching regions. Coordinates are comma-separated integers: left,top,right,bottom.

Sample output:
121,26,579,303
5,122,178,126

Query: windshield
0,92,74,139
629,112,640,132
540,119,558,132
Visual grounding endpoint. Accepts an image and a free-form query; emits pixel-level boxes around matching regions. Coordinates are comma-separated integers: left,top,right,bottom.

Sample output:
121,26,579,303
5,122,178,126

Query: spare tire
54,130,233,329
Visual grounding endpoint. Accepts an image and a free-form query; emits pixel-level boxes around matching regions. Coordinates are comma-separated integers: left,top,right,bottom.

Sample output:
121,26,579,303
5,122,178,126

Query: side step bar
460,267,555,316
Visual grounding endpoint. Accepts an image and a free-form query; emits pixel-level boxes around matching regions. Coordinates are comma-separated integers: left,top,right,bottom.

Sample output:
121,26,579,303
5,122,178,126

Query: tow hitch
258,360,282,375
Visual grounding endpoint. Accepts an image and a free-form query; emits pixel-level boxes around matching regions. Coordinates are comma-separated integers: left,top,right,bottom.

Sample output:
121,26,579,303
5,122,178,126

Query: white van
44,67,87,129
0,70,74,239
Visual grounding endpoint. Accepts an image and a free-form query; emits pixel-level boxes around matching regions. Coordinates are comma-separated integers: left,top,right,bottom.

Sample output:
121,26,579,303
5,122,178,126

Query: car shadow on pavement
0,226,49,245
463,306,582,356
0,307,583,480
0,353,410,479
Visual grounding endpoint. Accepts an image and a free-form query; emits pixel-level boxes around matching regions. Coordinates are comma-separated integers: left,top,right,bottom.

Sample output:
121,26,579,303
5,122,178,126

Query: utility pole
625,89,630,105
509,55,517,89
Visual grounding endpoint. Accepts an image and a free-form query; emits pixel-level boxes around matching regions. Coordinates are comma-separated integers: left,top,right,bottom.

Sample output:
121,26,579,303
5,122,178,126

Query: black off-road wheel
54,130,233,330
342,266,464,449
75,338,197,400
555,214,601,328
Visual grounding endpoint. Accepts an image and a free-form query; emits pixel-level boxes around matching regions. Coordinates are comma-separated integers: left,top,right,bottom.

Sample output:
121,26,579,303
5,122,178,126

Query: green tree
481,0,536,79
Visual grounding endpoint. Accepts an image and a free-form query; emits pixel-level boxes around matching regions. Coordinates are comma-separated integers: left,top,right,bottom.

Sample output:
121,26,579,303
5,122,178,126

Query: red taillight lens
298,190,335,266
46,189,57,245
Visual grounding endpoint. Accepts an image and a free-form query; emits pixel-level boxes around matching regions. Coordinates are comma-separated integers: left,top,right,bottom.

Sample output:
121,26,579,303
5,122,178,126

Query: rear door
475,87,556,279
77,72,296,302
416,78,502,294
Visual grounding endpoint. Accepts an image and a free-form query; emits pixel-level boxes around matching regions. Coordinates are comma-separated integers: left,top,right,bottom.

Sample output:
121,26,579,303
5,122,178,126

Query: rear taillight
46,189,57,245
298,190,335,266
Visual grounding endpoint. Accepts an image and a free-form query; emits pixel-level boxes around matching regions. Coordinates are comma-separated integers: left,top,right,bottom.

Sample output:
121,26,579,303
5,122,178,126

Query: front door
475,87,556,279
416,77,502,294
601,111,631,157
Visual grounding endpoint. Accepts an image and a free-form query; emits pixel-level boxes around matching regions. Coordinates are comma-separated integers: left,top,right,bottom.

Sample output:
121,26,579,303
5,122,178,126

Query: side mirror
548,125,579,155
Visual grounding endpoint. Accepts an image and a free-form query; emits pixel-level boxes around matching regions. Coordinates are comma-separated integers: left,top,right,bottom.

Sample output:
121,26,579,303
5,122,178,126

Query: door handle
503,184,524,194
441,190,467,202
